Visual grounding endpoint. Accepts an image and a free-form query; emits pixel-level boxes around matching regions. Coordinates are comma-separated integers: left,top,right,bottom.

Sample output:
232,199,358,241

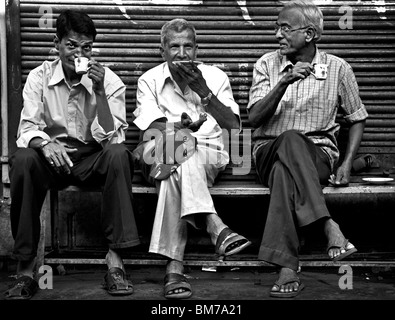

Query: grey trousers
254,130,332,270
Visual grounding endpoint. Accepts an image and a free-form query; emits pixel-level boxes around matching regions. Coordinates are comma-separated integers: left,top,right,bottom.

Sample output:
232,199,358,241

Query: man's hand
282,62,314,85
175,61,209,97
87,58,105,93
328,164,351,187
41,142,77,175
181,112,207,132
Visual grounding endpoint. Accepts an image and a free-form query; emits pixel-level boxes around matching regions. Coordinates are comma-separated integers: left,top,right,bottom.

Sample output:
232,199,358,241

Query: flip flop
102,267,134,296
352,154,379,173
327,239,358,261
270,276,305,298
215,227,251,262
4,275,38,300
164,273,192,299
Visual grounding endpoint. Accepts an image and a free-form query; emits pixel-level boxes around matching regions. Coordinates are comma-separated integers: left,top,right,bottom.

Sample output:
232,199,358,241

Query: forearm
342,120,366,168
248,78,289,128
205,95,239,131
95,91,115,133
146,118,183,132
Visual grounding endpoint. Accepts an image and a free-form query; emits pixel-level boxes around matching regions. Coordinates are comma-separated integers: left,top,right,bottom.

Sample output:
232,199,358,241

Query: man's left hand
175,61,208,97
88,58,105,93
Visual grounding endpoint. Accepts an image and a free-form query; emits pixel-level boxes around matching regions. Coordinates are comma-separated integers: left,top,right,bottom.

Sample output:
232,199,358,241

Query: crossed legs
148,151,250,298
255,130,356,296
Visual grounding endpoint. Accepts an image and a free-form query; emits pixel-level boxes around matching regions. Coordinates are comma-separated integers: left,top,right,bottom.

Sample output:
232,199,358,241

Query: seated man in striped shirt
247,0,368,298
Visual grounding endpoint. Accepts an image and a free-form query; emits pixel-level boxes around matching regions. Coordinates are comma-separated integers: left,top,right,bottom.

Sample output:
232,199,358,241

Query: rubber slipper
352,154,379,173
215,227,251,262
4,275,38,300
164,273,192,299
102,267,134,296
270,277,305,298
327,239,358,261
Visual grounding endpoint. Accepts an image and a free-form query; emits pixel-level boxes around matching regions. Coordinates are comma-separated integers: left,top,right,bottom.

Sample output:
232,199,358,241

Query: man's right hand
282,62,313,85
181,112,207,132
40,142,77,174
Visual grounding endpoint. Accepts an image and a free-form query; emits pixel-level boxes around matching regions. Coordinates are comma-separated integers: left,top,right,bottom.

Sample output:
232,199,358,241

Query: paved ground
1,263,394,305
1,263,394,318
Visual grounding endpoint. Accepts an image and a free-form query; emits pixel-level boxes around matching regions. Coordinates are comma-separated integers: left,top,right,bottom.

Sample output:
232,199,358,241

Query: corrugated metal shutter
8,0,395,171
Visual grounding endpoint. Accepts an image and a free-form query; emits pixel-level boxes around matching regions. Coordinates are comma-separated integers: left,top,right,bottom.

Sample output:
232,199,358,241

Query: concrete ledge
60,182,395,196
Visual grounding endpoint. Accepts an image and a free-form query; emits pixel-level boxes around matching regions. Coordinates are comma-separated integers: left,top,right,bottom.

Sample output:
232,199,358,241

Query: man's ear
54,35,60,50
305,27,315,43
159,46,165,60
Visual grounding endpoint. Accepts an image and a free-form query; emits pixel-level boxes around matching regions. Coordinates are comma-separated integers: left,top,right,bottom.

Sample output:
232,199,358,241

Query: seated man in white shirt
5,10,138,299
133,18,251,299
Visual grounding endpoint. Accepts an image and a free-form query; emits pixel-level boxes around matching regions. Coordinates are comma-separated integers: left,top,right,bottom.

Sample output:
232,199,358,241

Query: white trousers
148,139,229,261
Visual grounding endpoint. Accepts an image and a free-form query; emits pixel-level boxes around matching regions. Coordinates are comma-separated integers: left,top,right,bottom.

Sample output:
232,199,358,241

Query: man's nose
74,47,83,57
275,28,283,39
178,46,187,58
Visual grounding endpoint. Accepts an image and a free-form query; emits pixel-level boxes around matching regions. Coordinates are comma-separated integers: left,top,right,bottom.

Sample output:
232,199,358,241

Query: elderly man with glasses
247,0,368,298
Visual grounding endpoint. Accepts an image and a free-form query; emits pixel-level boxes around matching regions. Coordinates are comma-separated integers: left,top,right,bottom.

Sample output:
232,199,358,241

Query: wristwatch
201,91,213,107
38,140,50,149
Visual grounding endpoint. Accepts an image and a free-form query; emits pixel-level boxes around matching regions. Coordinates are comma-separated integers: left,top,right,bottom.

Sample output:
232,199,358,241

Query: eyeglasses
274,24,310,35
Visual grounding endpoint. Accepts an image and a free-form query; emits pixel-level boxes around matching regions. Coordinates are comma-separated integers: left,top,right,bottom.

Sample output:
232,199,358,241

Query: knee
278,130,304,142
10,148,40,168
104,144,134,169
277,130,309,149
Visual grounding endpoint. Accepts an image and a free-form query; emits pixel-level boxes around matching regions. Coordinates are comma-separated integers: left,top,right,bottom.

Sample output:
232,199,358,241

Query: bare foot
105,249,125,271
325,219,347,259
165,260,189,296
271,267,301,294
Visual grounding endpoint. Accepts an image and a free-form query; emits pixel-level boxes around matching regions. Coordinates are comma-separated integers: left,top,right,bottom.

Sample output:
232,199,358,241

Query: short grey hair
283,0,324,42
160,18,197,47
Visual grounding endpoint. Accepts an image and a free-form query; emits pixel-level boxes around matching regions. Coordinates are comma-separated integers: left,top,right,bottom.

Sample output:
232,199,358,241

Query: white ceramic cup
74,57,89,75
312,63,328,80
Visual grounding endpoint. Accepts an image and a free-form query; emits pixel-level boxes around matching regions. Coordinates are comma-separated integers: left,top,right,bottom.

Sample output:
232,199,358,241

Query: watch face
40,140,49,148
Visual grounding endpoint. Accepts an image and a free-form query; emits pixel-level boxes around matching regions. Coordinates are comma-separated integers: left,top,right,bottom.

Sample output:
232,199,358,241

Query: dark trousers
255,130,332,270
9,143,140,261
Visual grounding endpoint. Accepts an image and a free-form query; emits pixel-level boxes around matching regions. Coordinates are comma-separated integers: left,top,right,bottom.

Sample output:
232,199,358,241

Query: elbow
248,113,259,128
224,118,241,132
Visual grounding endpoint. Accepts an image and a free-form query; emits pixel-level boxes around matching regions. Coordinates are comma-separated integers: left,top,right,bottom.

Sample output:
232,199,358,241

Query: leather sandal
164,273,192,299
102,267,134,296
4,275,38,300
215,227,251,262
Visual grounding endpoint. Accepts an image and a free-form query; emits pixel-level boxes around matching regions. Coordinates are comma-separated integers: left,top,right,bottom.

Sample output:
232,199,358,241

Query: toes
329,248,343,259
168,288,186,295
274,282,299,293
271,284,280,292
225,240,246,253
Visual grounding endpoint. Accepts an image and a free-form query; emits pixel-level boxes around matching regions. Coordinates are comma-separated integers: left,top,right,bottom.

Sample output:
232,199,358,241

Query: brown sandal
4,275,38,300
102,267,134,296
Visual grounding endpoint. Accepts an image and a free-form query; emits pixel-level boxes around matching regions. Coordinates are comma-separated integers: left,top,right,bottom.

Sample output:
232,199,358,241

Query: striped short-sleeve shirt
247,48,368,169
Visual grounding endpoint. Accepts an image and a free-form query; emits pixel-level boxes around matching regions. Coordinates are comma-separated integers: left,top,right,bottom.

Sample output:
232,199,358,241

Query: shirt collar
279,46,322,72
48,59,93,95
158,62,174,92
